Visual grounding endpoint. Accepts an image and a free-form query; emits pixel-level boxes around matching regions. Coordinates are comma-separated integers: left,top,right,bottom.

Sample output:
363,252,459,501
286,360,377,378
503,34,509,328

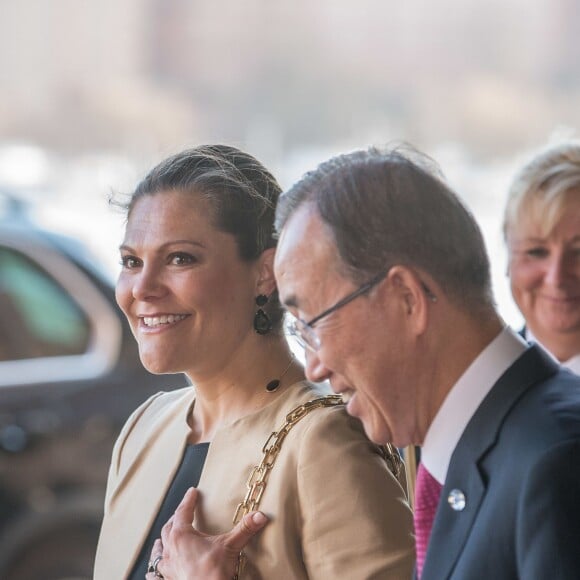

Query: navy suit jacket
422,345,580,579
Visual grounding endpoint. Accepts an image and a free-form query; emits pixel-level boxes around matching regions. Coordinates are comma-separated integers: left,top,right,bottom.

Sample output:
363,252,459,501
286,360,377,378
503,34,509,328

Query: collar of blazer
421,345,559,580
99,381,326,579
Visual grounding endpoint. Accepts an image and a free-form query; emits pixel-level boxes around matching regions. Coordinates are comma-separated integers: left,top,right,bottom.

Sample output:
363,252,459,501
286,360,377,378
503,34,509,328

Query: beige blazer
95,381,414,579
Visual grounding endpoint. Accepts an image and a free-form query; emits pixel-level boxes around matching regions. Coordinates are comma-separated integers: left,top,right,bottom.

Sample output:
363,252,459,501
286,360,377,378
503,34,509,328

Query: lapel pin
447,489,466,511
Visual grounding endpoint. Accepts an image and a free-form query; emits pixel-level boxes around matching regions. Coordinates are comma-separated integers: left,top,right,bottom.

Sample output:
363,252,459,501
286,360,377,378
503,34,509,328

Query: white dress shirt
525,328,580,375
421,327,528,485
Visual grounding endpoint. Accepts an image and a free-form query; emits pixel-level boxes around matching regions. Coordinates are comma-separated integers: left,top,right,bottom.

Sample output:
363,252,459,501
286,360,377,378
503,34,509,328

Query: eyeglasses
288,268,437,353
288,269,389,352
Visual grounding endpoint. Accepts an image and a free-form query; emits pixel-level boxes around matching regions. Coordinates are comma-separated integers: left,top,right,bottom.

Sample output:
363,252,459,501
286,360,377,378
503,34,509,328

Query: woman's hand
146,487,269,580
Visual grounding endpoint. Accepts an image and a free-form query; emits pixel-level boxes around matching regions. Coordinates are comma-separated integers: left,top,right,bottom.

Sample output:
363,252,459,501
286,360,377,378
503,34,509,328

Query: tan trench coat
94,381,414,579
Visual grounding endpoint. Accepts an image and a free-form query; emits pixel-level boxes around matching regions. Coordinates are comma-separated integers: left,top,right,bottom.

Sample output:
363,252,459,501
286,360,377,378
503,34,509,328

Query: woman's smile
139,313,190,330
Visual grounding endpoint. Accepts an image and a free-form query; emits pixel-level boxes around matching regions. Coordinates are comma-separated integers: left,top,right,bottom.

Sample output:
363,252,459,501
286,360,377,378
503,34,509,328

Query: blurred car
0,193,189,580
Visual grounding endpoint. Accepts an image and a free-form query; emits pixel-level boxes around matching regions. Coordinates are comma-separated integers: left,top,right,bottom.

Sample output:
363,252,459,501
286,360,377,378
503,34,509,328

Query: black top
128,442,210,580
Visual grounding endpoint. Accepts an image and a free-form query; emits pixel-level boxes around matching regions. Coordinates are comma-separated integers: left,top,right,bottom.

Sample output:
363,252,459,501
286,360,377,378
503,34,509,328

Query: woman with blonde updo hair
504,140,580,372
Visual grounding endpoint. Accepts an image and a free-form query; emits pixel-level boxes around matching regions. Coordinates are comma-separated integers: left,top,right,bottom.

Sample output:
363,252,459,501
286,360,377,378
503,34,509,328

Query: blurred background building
1,0,579,322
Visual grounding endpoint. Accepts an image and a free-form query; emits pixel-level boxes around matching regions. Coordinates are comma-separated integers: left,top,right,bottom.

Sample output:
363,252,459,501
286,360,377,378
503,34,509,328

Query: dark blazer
422,345,580,579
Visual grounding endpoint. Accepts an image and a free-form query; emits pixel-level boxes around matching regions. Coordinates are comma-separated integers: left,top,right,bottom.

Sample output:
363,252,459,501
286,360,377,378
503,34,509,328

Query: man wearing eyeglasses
146,145,580,579
273,146,580,579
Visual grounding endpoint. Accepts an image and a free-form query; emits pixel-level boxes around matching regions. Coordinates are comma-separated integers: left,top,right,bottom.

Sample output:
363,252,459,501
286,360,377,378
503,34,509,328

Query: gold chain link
231,394,404,579
232,395,342,579
379,441,404,483
233,395,344,527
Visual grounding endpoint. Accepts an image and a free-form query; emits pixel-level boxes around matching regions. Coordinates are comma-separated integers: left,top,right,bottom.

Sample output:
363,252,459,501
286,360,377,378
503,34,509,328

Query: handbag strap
232,394,405,523
232,394,344,525
232,394,405,579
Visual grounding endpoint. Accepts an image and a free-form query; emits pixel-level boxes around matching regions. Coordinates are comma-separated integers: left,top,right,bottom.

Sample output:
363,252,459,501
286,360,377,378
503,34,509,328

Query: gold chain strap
379,442,404,487
232,395,344,526
231,394,405,579
232,395,342,579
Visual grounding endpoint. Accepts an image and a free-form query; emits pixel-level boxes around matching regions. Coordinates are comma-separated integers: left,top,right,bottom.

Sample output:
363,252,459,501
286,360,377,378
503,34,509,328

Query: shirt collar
421,326,527,484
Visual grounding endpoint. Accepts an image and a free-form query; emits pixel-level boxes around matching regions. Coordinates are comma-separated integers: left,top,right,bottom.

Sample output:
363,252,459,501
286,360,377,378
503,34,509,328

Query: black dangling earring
254,294,272,335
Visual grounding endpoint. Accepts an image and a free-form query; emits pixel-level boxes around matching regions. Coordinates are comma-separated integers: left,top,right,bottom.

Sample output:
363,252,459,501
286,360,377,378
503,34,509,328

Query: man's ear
386,266,434,335
255,247,277,296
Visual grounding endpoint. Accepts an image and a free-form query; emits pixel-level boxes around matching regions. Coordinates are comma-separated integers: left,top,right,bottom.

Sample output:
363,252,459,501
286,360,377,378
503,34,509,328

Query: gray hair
275,145,494,311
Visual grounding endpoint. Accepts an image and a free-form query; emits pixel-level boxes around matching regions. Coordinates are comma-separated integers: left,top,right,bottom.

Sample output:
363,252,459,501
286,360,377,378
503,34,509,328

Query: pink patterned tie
414,463,443,578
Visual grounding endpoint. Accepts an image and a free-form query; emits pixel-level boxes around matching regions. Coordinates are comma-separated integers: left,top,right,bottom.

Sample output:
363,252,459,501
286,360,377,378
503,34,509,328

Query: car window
0,246,90,362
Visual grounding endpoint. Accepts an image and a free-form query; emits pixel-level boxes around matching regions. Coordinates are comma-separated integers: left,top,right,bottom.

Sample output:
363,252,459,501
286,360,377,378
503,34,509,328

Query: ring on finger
147,555,164,578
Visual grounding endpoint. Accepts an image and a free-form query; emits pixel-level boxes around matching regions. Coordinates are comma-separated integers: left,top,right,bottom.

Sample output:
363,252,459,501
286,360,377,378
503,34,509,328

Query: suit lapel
422,346,558,579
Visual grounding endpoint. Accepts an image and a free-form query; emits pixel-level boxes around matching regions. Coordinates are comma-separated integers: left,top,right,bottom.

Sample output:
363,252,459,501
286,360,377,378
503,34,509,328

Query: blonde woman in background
504,140,580,372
